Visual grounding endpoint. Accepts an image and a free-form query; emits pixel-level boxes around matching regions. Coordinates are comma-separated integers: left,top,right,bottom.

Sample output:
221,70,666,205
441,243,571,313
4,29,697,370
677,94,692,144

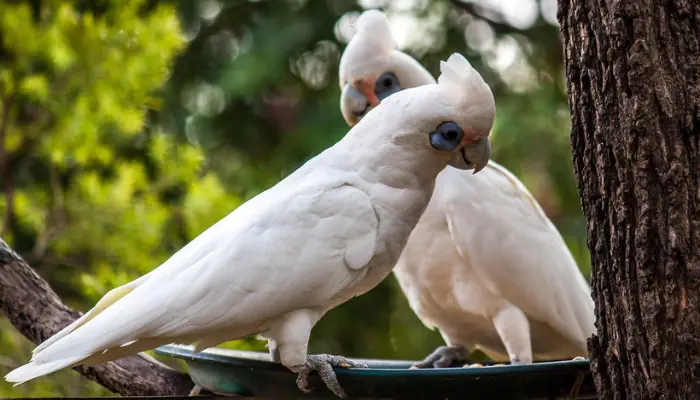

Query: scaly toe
295,367,314,394
348,361,368,369
301,355,353,398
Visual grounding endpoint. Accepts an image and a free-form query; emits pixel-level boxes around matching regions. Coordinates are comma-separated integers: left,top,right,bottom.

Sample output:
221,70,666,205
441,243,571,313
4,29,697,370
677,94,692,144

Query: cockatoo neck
329,101,449,191
327,138,445,191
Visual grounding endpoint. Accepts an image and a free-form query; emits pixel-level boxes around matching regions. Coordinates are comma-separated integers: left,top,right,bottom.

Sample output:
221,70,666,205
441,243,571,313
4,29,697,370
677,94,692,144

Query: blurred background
0,0,588,396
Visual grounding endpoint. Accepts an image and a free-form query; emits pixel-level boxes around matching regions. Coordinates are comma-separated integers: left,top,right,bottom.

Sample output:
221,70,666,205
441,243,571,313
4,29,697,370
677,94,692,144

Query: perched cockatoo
337,9,595,368
5,52,495,398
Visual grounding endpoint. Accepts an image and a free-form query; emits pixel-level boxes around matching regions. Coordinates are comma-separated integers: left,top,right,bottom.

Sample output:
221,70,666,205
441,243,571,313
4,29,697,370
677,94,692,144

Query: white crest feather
438,53,496,135
438,53,486,92
339,9,397,86
353,9,396,51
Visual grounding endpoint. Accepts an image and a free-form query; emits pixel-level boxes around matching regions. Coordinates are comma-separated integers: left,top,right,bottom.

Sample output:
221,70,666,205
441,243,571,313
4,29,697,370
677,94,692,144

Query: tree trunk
557,0,700,398
0,238,196,396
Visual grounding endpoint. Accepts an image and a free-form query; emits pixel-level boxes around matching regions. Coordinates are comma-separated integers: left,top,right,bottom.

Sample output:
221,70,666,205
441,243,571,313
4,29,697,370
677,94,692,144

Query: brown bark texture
0,238,196,396
558,0,700,398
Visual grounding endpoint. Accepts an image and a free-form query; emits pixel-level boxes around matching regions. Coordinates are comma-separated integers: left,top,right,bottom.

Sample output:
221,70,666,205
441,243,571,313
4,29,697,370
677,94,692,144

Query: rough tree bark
558,0,700,398
0,238,196,396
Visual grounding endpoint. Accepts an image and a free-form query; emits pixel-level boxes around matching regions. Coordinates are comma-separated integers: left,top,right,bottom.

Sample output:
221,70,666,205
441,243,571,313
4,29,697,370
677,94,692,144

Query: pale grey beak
340,83,370,126
461,138,490,174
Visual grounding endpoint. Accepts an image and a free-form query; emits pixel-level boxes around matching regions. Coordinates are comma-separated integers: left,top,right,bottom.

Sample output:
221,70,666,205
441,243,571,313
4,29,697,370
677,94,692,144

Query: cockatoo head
348,52,495,173
339,9,436,126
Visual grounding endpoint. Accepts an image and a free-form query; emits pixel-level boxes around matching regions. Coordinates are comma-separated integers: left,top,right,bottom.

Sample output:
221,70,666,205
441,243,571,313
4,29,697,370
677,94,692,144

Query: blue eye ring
429,121,464,152
374,72,401,101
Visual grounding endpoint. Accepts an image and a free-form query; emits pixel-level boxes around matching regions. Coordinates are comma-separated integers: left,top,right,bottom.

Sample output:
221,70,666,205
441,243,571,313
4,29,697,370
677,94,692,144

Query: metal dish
155,344,596,399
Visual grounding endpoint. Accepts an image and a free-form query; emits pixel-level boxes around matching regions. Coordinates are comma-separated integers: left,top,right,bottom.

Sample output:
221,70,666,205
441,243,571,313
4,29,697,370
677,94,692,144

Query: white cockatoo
337,10,595,368
5,52,495,397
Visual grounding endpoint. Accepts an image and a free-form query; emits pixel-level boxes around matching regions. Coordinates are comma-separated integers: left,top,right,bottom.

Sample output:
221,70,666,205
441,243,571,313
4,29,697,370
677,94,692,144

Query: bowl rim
154,344,591,378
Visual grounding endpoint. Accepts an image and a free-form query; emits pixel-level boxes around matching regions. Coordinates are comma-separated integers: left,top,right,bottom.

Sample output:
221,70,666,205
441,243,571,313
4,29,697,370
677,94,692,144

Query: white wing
7,179,378,383
439,162,594,348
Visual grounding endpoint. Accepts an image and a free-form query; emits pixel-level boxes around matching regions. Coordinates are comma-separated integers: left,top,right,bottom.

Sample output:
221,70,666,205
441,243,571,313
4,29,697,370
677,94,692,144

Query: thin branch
0,94,15,236
0,355,19,368
1,168,13,236
448,0,533,37
0,238,197,396
30,167,67,261
0,93,14,167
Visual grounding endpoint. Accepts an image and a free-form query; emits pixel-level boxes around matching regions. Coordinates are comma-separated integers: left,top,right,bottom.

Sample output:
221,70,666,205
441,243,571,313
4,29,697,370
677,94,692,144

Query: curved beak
340,80,380,126
460,138,490,174
340,84,368,126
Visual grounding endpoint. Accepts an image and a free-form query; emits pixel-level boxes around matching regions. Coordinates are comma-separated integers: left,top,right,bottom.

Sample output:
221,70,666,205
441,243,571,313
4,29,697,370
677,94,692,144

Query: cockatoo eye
429,121,464,152
374,72,401,101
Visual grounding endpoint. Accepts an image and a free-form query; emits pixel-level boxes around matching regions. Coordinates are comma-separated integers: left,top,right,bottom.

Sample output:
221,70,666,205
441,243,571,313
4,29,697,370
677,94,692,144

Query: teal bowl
155,344,596,399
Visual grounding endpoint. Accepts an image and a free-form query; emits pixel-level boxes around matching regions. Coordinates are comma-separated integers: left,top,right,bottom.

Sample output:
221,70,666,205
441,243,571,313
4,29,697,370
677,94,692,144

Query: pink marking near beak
356,79,380,107
456,128,479,152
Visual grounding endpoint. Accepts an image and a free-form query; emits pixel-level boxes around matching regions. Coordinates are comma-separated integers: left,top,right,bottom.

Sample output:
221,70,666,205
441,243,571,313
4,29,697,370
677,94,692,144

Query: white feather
6,355,84,385
338,9,595,364
6,55,495,383
438,53,496,138
354,9,395,52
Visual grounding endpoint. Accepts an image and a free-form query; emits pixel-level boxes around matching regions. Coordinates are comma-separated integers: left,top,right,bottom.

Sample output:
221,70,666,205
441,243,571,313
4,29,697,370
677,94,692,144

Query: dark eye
374,72,401,101
429,121,464,152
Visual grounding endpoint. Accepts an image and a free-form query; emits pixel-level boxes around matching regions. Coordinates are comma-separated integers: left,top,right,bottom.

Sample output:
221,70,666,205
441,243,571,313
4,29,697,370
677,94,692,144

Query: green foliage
0,0,589,396
0,0,254,396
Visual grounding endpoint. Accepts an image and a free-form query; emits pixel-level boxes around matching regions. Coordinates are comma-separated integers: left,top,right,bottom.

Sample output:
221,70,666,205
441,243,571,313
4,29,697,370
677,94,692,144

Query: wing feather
6,180,378,383
440,162,594,347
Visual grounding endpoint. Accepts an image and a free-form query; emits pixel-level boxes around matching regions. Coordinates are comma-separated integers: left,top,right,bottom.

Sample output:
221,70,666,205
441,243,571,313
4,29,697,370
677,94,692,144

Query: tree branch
0,237,196,396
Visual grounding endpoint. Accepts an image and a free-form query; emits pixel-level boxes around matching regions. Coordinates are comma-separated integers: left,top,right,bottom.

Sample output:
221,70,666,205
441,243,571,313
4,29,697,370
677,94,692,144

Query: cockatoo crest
437,53,496,139
339,10,396,88
354,9,395,51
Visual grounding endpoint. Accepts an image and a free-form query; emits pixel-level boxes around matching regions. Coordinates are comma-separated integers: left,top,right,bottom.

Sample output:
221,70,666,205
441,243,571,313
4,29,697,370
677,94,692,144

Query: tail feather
75,337,175,367
34,274,150,356
5,274,156,384
5,355,86,385
7,337,180,384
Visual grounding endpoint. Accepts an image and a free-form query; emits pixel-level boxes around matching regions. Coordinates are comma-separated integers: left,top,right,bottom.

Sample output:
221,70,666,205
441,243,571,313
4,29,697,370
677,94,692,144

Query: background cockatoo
5,53,495,397
338,9,595,368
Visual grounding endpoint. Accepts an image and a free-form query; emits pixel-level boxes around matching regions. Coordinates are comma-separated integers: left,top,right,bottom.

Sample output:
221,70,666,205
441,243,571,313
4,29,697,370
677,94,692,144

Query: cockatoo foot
410,344,471,369
571,356,587,361
293,354,368,398
462,363,484,368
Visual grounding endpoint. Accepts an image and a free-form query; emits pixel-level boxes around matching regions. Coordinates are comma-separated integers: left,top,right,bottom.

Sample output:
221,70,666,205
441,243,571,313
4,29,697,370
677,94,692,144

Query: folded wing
6,180,379,384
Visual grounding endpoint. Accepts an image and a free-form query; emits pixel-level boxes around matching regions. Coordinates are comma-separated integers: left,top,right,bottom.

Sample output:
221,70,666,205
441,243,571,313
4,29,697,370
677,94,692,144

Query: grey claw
295,354,361,398
412,344,470,369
